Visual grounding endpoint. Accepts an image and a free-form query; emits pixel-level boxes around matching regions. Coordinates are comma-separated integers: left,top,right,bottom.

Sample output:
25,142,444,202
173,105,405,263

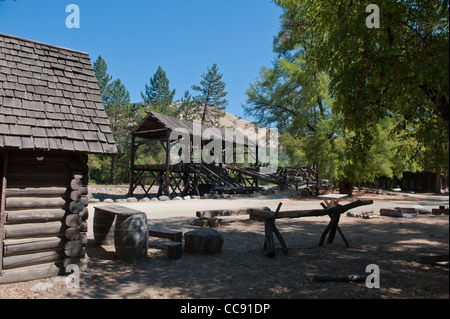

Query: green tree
141,66,176,117
105,79,133,184
93,55,112,105
92,56,134,184
274,0,449,192
245,14,420,195
178,90,198,121
191,63,228,125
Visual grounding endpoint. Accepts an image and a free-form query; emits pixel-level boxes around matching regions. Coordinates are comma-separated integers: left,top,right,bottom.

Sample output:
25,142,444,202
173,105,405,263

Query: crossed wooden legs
318,211,350,248
262,203,350,258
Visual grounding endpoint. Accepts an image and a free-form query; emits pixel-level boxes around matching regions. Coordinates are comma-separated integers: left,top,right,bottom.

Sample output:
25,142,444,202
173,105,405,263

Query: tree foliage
245,0,442,193
90,56,134,184
190,63,228,125
141,65,177,117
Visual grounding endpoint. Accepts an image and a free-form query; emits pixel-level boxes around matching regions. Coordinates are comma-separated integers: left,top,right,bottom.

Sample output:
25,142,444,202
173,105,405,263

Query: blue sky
0,0,282,120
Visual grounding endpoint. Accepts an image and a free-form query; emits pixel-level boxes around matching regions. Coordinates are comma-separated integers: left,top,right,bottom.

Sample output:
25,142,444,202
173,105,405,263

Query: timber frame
128,111,318,198
128,112,265,198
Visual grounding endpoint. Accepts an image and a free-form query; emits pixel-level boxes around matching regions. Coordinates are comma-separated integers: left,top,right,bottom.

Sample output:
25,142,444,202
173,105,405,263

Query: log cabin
0,33,117,284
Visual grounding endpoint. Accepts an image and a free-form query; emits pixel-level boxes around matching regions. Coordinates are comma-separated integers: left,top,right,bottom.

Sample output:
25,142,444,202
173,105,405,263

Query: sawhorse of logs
195,206,271,227
251,200,373,258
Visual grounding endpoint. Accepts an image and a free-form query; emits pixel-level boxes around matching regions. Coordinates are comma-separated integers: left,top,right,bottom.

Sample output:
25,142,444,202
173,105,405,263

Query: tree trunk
338,181,354,196
110,155,115,184
435,167,441,194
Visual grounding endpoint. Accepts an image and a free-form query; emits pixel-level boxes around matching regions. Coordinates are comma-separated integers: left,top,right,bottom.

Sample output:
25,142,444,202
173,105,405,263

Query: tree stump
184,229,223,255
164,242,182,260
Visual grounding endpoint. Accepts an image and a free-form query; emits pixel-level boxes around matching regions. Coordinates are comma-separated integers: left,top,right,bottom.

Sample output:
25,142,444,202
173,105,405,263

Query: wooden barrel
114,213,149,260
93,209,116,245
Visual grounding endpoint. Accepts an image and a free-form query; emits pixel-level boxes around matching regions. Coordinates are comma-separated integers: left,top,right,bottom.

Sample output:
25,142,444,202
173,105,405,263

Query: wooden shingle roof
134,111,258,146
0,33,117,154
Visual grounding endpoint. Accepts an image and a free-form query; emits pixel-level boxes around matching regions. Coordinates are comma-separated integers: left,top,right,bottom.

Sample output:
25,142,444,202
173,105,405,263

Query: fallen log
313,274,368,282
418,253,449,265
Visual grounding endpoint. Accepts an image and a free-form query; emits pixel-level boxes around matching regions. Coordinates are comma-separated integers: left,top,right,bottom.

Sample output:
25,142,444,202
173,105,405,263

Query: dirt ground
0,186,448,299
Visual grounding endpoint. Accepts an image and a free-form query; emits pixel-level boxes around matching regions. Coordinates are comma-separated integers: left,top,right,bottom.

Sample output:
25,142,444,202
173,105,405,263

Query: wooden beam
165,131,171,196
252,200,373,219
0,262,62,284
135,128,169,135
128,133,136,198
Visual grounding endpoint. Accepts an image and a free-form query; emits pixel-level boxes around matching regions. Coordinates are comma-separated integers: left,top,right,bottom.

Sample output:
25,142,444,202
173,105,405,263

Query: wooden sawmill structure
128,111,317,198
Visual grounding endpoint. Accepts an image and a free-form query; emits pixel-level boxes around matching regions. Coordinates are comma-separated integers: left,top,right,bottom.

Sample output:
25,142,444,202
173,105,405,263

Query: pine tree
92,56,133,184
93,56,112,105
191,63,228,125
141,66,176,116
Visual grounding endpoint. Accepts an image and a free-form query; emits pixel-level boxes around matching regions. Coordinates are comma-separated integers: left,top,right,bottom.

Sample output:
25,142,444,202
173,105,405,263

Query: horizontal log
148,228,182,242
418,253,449,264
6,187,68,198
196,206,270,219
6,175,71,188
252,200,373,219
70,160,88,173
7,152,71,164
77,153,88,164
2,250,64,269
313,274,368,282
6,163,70,175
3,237,65,256
0,262,62,284
5,208,66,224
4,221,65,239
6,197,67,210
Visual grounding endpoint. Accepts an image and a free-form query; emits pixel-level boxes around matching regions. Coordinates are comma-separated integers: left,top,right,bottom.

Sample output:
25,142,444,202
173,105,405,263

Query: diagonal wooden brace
263,203,289,257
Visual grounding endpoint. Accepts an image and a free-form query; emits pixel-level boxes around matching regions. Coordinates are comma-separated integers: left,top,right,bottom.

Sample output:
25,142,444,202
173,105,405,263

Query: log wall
0,151,89,284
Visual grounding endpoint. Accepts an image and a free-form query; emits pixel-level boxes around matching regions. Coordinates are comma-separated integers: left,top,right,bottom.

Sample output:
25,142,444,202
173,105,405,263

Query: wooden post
255,143,259,188
165,131,171,197
128,133,136,198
